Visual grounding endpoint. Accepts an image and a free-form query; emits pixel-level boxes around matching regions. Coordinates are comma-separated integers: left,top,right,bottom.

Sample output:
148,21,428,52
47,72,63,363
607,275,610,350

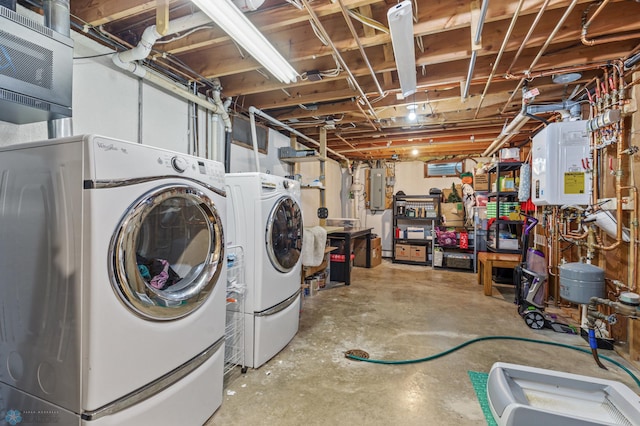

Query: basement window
231,114,269,154
424,161,464,178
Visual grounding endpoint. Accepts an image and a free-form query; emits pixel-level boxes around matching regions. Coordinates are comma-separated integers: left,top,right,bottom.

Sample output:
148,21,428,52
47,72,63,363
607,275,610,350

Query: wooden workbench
477,251,521,296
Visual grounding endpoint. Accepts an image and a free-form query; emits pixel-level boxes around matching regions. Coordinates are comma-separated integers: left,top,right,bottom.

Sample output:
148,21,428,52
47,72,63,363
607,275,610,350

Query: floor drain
345,349,370,360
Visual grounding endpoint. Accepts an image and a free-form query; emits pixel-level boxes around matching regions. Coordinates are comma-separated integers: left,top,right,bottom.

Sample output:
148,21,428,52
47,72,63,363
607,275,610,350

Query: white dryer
225,172,303,368
0,135,227,425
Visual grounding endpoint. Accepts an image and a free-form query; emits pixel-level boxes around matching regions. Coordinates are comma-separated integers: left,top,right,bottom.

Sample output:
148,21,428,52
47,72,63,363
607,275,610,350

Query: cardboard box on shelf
410,245,427,262
474,173,489,189
441,202,465,227
395,243,411,261
354,237,382,267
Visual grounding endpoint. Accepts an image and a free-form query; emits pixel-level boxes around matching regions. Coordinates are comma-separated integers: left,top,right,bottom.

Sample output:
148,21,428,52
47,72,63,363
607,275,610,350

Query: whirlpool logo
2,409,59,424
4,410,22,425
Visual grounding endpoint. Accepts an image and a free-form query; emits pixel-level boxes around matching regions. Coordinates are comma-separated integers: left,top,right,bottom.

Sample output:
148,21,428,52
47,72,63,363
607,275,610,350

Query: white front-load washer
0,135,226,425
225,172,303,368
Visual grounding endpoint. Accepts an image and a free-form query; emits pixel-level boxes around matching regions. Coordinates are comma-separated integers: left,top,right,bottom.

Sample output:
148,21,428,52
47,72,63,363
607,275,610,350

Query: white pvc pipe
112,25,162,77
248,106,349,162
249,109,261,173
143,72,226,116
482,112,529,156
111,16,231,124
167,12,211,34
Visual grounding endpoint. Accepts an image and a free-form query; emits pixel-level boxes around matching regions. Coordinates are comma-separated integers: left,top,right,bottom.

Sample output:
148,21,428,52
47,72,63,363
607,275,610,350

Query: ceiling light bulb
412,148,419,156
408,111,416,120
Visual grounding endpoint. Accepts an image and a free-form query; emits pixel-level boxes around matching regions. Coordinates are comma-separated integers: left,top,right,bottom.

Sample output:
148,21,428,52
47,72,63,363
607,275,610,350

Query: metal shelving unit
392,194,440,266
486,162,523,253
225,245,247,376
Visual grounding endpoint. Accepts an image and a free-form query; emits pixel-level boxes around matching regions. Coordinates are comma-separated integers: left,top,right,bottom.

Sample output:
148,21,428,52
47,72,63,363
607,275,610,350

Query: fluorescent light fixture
191,0,298,84
388,1,417,97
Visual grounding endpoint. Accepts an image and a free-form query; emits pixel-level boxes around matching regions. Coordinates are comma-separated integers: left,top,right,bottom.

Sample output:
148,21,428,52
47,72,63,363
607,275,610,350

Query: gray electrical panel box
370,168,386,210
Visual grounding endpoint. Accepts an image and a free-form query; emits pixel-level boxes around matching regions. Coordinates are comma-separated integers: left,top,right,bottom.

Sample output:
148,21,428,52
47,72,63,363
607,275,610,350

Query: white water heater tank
231,0,265,11
531,120,591,206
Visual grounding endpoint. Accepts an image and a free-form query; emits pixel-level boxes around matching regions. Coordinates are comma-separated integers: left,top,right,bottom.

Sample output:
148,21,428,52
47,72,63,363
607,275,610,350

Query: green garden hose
345,335,640,389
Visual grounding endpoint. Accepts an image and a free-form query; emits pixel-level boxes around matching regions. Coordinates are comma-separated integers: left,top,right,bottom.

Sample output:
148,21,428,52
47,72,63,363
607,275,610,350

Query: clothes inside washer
137,254,181,290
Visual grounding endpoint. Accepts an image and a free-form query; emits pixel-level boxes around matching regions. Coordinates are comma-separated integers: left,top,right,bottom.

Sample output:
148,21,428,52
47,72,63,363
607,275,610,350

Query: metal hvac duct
0,5,73,126
43,0,73,138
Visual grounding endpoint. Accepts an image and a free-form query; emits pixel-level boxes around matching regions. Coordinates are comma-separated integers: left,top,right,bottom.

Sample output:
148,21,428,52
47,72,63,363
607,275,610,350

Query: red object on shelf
330,253,355,262
459,232,469,249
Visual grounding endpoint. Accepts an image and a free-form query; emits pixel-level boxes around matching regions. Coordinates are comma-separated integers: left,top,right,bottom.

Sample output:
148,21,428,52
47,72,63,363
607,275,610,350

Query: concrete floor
207,259,640,425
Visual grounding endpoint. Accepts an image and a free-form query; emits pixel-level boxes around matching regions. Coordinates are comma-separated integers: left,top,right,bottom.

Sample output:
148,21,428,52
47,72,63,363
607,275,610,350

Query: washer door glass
266,196,303,273
111,184,224,320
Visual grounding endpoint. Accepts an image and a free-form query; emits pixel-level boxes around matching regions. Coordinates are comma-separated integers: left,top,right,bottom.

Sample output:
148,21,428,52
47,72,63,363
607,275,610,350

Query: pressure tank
559,263,605,304
231,0,266,11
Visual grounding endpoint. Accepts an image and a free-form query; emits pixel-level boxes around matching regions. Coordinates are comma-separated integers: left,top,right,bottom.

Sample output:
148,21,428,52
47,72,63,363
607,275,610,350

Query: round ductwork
552,72,582,84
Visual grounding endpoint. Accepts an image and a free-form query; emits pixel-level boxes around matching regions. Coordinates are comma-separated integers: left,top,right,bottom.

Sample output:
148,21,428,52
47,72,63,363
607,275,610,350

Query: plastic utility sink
487,362,640,426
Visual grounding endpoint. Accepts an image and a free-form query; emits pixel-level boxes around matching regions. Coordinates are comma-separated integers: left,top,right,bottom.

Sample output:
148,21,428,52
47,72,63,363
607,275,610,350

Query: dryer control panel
89,135,226,191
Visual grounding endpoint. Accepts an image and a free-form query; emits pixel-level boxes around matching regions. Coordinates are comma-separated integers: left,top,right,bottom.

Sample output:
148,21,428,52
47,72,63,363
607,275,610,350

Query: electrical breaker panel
370,168,386,210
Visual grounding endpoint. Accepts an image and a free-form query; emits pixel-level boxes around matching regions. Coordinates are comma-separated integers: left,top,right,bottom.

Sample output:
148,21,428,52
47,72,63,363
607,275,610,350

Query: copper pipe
522,0,579,77
622,186,639,290
626,76,640,89
474,0,525,118
336,0,385,98
504,63,608,81
582,32,640,47
616,58,639,291
505,0,550,77
501,0,579,114
560,230,589,241
581,0,640,46
592,70,624,252
584,0,612,29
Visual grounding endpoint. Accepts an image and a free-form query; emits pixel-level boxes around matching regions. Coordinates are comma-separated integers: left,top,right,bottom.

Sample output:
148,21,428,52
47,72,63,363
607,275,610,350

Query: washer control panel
171,156,188,173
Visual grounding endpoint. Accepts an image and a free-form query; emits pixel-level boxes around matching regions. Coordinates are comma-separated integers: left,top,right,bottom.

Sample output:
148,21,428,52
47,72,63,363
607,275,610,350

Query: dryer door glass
110,184,224,320
266,196,303,273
